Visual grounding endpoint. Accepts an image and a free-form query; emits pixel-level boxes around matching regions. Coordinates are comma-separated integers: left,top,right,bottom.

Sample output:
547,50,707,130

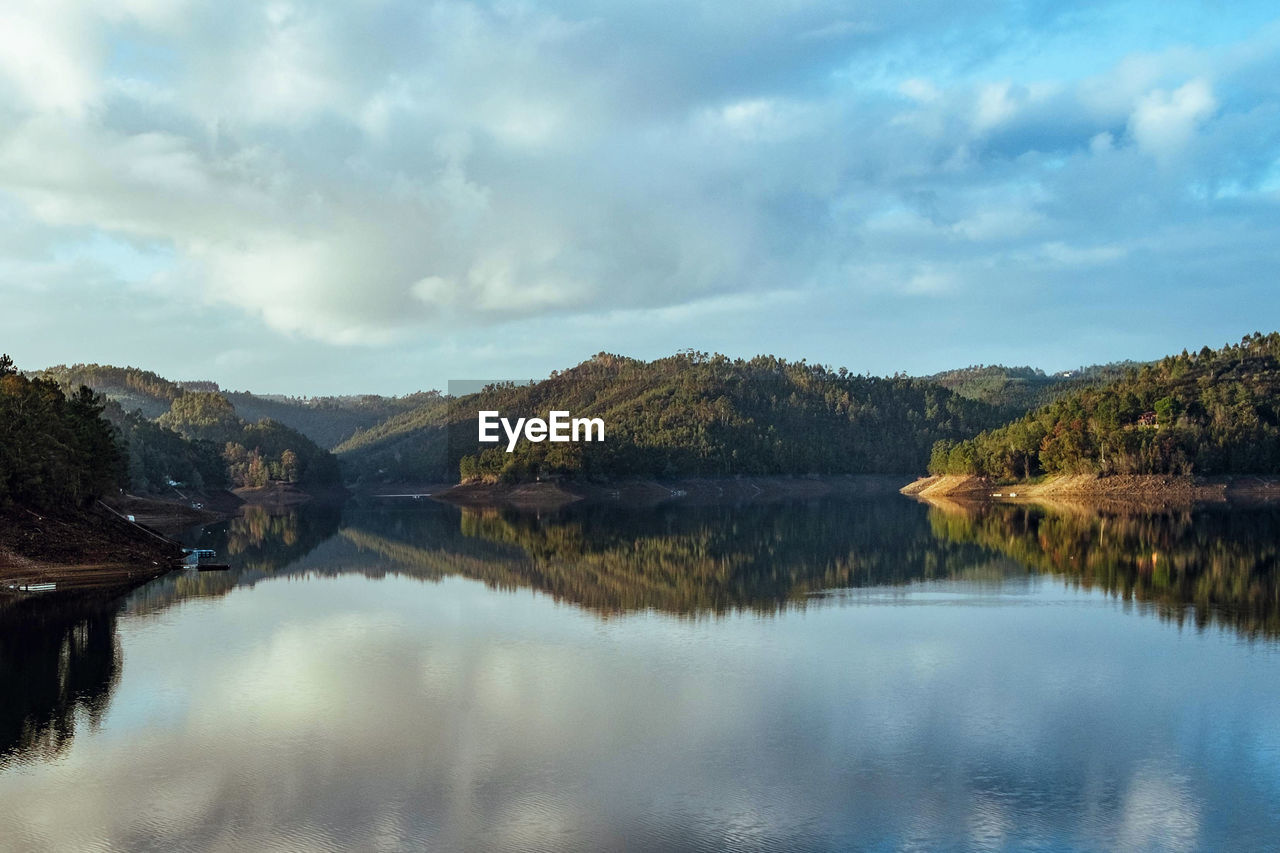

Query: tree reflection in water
126,495,1280,633
923,498,1280,639
341,498,1006,616
6,493,1280,767
0,596,121,766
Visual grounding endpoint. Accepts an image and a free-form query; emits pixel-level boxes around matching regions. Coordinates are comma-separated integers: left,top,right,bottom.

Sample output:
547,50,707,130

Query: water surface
2,496,1279,851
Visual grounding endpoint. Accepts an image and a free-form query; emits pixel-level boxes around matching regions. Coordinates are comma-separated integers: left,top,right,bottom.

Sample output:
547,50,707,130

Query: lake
3,495,1280,851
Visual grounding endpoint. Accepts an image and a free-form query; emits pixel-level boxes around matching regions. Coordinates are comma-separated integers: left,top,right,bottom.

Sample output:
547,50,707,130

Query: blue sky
1,0,1278,395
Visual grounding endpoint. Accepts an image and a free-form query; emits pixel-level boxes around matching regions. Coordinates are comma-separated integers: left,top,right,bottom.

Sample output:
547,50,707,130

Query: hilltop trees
930,333,1280,478
339,352,1006,484
160,394,340,489
106,404,228,493
0,355,121,509
157,392,241,441
926,362,1140,414
31,364,339,495
36,364,185,419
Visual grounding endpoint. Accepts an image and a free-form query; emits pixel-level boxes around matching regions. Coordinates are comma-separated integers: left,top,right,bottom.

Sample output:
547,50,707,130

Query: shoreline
1,500,188,598
431,475,916,510
234,482,351,508
901,473,1280,505
1,485,349,598
106,491,239,533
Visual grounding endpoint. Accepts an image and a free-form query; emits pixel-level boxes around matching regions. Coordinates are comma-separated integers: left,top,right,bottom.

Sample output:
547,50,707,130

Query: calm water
3,496,1280,852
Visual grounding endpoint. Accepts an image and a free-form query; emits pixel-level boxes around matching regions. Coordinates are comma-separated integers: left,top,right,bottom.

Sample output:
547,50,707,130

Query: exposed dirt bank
435,475,915,510
901,474,1280,505
1,503,185,596
105,492,236,533
900,475,994,499
233,483,347,507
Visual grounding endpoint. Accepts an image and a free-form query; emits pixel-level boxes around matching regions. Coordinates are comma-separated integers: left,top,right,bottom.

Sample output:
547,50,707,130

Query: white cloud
0,0,101,116
0,0,1276,371
973,82,1019,131
1128,78,1217,163
899,78,941,103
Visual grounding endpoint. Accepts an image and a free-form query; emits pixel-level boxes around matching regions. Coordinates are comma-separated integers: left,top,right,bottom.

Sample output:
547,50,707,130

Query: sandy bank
901,474,1280,504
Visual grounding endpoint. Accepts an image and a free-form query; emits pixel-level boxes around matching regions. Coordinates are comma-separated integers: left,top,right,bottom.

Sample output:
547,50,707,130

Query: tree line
0,355,119,509
929,332,1280,479
3,356,341,509
339,351,1007,484
36,364,345,489
156,392,340,488
926,361,1141,415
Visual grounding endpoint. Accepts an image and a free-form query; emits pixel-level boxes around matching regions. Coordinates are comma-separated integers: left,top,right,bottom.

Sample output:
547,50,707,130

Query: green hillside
1,356,118,510
6,357,223,499
36,366,343,491
35,364,183,419
925,361,1140,413
100,400,228,493
35,364,425,450
930,332,1280,479
157,393,340,488
337,352,1005,484
224,391,431,449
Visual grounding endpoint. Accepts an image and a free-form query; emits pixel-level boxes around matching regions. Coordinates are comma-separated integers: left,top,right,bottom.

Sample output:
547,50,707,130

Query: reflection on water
126,495,1280,634
340,499,1017,616
125,503,343,616
0,596,120,766
1,494,1279,851
925,499,1280,638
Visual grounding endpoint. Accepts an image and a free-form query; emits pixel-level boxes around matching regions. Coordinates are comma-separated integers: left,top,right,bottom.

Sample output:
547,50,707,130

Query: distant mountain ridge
223,391,432,450
33,341,1247,491
35,365,341,492
35,364,428,451
36,364,184,420
925,361,1142,413
335,352,1008,484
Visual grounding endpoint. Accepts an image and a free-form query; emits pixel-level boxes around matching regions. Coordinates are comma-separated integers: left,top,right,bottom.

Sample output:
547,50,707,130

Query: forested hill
223,391,432,449
930,333,1280,479
1,356,118,510
35,364,426,449
924,361,1141,413
337,352,1007,484
155,393,340,488
36,364,183,419
35,364,341,492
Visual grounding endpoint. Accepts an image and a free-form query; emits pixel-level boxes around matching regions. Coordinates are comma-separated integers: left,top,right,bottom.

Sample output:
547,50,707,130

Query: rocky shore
901,473,1280,504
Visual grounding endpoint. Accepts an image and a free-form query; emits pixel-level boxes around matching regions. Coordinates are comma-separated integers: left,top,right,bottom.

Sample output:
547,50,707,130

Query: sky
1,0,1278,396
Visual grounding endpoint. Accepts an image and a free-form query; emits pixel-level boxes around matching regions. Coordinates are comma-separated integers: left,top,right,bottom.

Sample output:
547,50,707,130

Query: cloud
0,0,101,116
0,0,1276,367
1128,79,1217,163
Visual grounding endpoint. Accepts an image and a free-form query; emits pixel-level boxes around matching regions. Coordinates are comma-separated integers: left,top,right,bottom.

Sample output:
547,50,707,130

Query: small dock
181,548,230,572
